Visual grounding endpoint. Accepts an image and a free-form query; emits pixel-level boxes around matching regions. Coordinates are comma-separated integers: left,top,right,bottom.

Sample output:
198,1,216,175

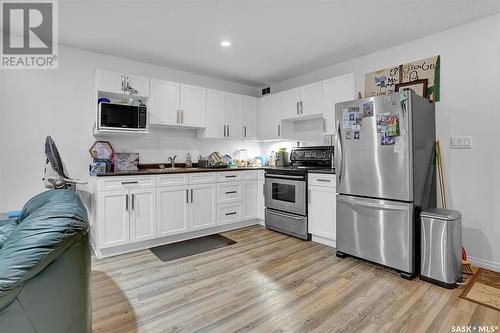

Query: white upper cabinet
280,87,301,120
259,93,282,140
203,88,226,138
180,84,207,128
241,95,258,139
300,81,323,117
279,82,323,120
96,70,150,97
225,92,243,139
149,79,180,126
125,74,150,97
322,73,355,135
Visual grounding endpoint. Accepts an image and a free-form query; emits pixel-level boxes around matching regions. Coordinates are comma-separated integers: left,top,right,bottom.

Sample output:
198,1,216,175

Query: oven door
99,103,139,130
264,174,306,216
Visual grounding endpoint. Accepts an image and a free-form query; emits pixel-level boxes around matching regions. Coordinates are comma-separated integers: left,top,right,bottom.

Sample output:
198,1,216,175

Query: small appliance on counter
264,146,334,240
276,149,289,167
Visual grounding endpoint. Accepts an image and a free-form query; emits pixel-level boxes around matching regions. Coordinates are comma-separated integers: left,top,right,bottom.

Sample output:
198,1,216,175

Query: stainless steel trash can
420,208,462,289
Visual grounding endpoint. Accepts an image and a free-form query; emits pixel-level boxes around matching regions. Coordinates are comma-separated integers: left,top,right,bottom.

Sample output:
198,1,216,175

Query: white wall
0,45,260,212
271,14,500,270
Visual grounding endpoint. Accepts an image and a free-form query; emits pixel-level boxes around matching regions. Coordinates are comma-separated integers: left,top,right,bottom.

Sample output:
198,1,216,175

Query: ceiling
59,0,500,86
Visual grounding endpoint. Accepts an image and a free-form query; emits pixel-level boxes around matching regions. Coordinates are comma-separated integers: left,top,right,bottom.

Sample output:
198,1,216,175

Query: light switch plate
450,136,472,149
323,135,334,146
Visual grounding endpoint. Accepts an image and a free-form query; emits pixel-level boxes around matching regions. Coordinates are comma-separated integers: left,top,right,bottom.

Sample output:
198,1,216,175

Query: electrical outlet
323,135,333,146
450,136,472,149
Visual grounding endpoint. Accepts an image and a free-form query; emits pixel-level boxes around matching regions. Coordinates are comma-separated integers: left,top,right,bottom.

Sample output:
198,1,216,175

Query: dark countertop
94,166,267,177
307,168,336,175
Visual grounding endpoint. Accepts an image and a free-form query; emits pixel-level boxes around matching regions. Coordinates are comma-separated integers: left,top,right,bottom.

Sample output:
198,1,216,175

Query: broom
436,141,473,275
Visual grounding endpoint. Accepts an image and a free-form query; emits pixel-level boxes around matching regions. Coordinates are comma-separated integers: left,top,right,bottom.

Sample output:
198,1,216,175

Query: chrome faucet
168,155,177,169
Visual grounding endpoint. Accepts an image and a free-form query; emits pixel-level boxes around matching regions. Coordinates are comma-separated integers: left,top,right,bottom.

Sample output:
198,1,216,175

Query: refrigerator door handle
338,196,408,211
336,120,343,185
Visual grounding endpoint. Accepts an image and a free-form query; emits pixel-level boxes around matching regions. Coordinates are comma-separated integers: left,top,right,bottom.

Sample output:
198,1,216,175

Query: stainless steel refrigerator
335,90,436,279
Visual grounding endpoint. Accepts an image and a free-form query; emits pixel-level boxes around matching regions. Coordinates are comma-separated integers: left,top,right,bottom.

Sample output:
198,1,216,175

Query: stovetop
267,146,335,176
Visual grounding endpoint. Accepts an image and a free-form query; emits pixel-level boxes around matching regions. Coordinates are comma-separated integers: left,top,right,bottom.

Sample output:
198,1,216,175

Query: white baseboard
468,256,500,272
311,235,336,248
257,219,265,226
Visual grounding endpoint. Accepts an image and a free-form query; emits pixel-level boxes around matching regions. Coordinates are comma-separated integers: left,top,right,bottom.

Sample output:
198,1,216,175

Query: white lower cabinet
189,184,217,231
129,188,157,243
308,173,337,246
93,171,262,257
242,180,258,220
157,185,189,237
218,202,242,225
99,189,130,248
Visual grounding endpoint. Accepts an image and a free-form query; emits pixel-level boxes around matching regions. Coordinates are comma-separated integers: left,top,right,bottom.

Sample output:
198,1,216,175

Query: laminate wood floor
92,225,500,333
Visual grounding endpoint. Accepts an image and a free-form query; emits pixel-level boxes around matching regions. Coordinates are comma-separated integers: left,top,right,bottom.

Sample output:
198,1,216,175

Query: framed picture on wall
395,79,429,99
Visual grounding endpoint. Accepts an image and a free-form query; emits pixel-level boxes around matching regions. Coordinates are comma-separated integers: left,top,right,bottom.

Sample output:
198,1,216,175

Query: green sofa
0,190,91,333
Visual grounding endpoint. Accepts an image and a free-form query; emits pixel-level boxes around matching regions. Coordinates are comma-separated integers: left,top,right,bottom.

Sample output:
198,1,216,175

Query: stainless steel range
264,146,334,240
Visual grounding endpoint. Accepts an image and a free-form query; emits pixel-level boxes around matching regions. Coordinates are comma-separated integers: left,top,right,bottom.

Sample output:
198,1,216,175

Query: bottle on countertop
185,153,192,168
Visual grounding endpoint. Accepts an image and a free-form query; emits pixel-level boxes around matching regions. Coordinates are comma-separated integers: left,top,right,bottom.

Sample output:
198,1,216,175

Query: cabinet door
241,95,257,139
300,81,323,117
323,74,355,135
149,79,180,126
259,93,281,140
308,186,337,240
130,188,156,243
126,74,150,97
225,92,243,139
202,89,226,138
96,70,124,94
98,189,129,248
257,179,265,220
189,184,217,231
280,87,300,120
242,180,258,220
157,186,189,237
180,84,207,128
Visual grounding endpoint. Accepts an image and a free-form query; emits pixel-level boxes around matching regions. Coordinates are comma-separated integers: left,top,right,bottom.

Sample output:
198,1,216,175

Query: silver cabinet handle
181,110,184,124
121,181,139,185
131,194,135,210
227,125,230,137
191,189,193,203
125,194,129,211
225,175,237,178
223,125,226,137
176,110,179,124
244,125,247,137
225,212,237,216
186,189,189,203
336,120,343,185
316,179,331,182
278,124,281,137
126,76,130,91
296,101,299,115
225,191,237,194
121,75,125,91
300,101,303,114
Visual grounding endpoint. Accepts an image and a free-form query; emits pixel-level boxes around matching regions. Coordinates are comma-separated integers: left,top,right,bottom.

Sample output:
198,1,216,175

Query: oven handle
265,174,305,180
267,209,305,220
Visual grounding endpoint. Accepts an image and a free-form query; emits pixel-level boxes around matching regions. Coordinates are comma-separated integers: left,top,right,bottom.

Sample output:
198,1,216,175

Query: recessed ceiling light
220,40,231,47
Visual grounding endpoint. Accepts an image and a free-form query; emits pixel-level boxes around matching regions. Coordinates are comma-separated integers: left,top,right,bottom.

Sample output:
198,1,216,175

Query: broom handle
436,141,448,209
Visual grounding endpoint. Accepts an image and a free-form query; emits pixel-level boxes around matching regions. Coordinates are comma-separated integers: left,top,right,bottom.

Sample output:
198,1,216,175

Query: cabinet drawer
217,171,242,182
240,170,258,180
217,183,242,204
218,203,242,225
157,174,188,186
189,172,217,184
308,173,336,188
100,176,155,191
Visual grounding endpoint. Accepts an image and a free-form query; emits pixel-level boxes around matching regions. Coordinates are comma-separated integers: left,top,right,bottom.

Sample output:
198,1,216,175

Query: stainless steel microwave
98,103,148,132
